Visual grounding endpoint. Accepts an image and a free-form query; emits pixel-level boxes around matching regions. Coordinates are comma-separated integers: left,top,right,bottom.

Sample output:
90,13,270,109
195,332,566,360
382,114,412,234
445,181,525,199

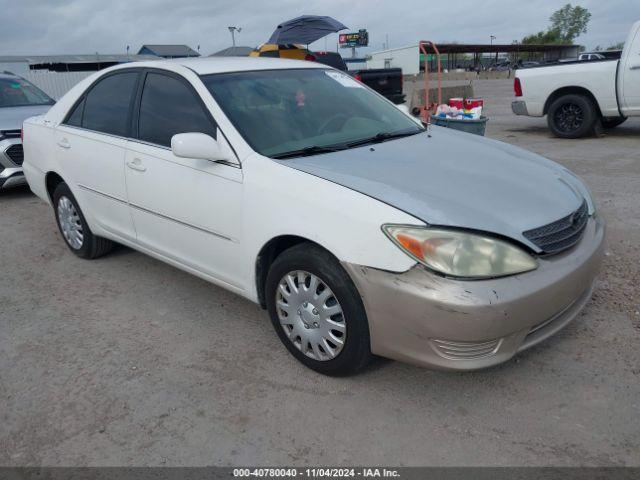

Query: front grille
523,200,588,254
430,338,502,360
1,129,21,139
5,144,23,166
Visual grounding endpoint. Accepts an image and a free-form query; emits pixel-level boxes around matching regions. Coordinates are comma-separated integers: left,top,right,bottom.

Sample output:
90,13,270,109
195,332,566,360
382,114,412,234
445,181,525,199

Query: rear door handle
57,138,70,149
126,158,147,172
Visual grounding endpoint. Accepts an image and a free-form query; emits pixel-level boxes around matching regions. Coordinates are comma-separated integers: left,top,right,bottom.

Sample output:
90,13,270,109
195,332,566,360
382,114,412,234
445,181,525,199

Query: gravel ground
0,79,638,467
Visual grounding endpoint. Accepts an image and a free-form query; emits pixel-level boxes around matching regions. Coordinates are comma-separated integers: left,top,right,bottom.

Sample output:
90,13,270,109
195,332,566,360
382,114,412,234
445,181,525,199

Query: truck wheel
53,182,113,259
547,94,598,139
602,117,627,129
265,243,372,376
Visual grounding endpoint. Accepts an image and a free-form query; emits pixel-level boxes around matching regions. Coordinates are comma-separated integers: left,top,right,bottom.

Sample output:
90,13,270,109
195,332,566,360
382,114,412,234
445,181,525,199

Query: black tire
547,94,598,138
265,243,371,376
52,182,113,259
602,117,627,129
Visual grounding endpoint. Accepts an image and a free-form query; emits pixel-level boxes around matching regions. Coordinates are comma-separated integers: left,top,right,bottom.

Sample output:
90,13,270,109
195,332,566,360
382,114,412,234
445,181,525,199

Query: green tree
521,3,591,45
522,29,563,45
607,41,625,50
549,4,592,43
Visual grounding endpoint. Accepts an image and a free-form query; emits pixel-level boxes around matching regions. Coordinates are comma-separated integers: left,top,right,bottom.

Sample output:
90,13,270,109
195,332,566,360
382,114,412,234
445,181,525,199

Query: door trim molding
77,183,127,204
129,202,234,242
78,183,234,242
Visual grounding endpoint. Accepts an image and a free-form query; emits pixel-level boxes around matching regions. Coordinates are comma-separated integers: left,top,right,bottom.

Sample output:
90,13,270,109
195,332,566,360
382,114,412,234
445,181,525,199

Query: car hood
276,127,589,252
0,105,52,131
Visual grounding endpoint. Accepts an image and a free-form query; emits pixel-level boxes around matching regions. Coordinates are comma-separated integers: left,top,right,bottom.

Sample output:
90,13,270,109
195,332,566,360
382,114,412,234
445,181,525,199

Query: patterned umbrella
249,44,313,60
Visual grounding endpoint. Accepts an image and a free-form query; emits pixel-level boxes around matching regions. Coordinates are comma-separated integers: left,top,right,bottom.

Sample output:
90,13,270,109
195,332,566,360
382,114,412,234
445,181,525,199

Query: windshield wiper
344,129,422,149
270,128,423,159
271,144,346,159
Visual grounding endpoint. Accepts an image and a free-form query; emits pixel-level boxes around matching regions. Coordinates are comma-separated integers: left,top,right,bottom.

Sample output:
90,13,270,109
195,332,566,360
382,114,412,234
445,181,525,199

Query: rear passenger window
138,73,216,147
82,72,137,137
65,98,85,127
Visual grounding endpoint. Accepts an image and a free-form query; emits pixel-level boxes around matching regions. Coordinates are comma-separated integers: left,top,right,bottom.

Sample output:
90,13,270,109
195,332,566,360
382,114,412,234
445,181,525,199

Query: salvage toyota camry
22,57,604,375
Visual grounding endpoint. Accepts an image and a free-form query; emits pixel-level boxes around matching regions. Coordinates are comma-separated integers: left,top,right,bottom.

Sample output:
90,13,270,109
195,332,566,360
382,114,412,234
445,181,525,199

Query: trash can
429,115,488,136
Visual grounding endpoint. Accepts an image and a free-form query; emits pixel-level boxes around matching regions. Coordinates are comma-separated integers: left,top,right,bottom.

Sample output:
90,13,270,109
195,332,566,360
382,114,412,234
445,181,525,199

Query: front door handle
126,158,147,172
57,138,70,149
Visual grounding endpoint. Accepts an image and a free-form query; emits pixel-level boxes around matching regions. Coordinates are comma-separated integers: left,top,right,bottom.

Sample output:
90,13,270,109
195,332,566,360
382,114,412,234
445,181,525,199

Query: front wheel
547,94,598,139
265,243,371,376
53,182,113,259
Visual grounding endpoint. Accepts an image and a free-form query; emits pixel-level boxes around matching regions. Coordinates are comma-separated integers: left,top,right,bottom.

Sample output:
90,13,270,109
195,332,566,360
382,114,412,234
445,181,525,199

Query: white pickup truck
512,20,640,138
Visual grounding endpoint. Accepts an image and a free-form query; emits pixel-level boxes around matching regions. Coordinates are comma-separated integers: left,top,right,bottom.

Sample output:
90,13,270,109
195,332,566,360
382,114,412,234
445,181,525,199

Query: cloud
0,0,637,55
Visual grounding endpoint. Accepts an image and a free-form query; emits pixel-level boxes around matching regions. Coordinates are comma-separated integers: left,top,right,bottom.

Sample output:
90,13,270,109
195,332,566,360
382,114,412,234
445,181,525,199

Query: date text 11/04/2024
232,468,400,478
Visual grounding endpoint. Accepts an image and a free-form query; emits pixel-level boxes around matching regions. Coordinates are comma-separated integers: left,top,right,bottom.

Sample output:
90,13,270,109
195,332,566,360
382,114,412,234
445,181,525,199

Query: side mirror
171,133,230,162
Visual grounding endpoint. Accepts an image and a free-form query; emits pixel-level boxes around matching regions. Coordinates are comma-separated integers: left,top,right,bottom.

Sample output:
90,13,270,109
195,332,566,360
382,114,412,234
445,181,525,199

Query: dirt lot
1,79,638,467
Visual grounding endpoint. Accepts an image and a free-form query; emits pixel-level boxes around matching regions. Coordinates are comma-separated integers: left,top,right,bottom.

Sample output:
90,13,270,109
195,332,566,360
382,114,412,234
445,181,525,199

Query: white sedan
23,57,604,375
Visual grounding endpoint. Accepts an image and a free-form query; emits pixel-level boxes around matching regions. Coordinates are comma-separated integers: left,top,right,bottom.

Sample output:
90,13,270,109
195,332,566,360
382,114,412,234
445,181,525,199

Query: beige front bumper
343,216,605,370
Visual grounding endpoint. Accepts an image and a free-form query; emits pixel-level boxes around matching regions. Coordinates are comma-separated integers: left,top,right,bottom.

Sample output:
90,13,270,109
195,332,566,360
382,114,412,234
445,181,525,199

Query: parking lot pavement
1,79,639,467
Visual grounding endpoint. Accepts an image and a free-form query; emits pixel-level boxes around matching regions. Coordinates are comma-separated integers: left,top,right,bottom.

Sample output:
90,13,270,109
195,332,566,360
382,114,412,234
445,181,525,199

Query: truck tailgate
355,68,405,104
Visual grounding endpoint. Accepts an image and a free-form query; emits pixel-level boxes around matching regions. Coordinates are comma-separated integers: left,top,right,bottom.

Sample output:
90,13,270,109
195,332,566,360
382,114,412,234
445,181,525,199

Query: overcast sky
1,0,638,56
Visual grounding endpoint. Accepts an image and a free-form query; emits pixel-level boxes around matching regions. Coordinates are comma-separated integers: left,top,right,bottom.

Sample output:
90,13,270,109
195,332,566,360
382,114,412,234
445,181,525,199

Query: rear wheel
547,94,598,138
265,243,371,376
53,182,113,259
602,117,627,129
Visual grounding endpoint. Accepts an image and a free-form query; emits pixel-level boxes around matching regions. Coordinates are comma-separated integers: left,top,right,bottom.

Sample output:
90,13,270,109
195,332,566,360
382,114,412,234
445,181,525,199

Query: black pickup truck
351,68,405,104
313,52,405,105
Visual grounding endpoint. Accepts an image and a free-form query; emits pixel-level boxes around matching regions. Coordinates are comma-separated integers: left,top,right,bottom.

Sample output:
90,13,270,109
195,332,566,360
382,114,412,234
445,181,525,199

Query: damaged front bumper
343,216,605,370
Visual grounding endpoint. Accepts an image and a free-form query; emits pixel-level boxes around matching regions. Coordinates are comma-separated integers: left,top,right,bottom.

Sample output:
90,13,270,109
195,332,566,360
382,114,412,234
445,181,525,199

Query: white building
367,45,420,75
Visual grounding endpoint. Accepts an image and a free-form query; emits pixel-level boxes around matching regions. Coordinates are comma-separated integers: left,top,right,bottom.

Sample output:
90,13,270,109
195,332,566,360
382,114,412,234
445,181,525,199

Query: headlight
382,225,538,279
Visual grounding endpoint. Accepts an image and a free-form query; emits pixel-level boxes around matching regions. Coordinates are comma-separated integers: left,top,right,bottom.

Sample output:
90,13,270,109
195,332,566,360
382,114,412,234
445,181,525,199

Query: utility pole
228,26,241,47
490,35,497,64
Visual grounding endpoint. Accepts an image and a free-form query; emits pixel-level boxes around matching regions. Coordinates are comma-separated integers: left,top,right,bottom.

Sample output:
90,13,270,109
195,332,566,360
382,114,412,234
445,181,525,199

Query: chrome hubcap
57,196,83,250
276,270,346,361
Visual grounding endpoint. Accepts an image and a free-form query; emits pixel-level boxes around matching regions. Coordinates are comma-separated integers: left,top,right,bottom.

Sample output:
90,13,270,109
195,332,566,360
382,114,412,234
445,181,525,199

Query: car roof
126,56,327,75
0,71,21,80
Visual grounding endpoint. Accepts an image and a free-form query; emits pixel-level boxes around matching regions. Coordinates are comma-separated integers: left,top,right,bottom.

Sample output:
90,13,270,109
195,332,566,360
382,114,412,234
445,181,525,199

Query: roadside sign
339,29,369,47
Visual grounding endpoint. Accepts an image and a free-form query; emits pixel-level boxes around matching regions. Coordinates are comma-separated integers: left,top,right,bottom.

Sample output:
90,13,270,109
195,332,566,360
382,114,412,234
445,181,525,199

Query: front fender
241,154,422,301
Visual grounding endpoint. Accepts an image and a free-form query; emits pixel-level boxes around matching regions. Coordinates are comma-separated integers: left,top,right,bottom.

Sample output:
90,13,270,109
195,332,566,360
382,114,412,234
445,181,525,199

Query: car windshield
0,77,54,108
201,68,423,158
